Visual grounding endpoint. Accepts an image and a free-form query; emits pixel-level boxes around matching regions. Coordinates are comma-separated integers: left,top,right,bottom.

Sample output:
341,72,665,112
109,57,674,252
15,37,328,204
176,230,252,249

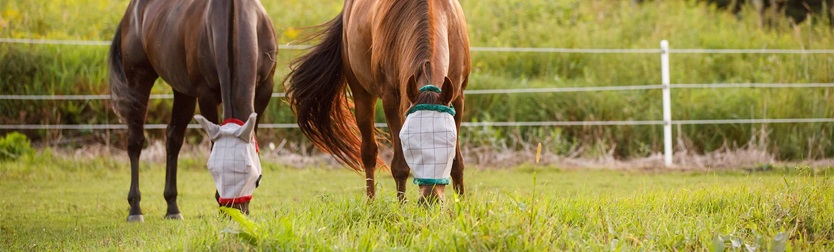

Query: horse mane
414,90,441,105
373,0,436,91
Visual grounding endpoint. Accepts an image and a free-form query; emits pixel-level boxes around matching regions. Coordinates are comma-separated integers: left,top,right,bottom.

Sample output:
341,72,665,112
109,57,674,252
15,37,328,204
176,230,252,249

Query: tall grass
1,0,832,160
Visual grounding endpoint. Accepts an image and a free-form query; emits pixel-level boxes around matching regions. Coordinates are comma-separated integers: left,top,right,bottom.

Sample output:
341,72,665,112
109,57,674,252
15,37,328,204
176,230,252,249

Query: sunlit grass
1,151,832,250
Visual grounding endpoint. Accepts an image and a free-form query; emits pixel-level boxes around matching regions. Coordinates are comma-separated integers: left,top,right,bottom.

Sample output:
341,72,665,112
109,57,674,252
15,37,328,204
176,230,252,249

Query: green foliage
0,131,33,160
219,207,262,246
1,0,833,159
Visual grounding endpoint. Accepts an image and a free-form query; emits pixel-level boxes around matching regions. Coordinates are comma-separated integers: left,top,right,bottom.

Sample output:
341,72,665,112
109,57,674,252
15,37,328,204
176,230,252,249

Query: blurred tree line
634,0,834,26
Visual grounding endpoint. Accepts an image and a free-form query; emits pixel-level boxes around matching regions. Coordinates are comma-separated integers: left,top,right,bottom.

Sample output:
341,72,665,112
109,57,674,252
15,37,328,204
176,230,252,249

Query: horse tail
284,12,364,172
108,25,131,119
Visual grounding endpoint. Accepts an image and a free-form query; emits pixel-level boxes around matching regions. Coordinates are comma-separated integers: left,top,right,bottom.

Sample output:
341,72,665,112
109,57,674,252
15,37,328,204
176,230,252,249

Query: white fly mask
399,104,457,186
194,113,262,205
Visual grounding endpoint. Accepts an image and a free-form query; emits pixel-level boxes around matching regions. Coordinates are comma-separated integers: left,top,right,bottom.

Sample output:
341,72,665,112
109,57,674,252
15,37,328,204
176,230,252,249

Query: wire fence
3,38,834,165
4,82,834,101
7,37,834,54
6,118,834,131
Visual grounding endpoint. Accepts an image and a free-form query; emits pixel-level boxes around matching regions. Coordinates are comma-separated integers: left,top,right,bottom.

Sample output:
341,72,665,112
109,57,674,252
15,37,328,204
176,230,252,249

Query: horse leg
450,95,466,196
381,94,409,201
349,83,379,199
163,91,197,220
253,78,275,131
197,99,220,130
122,73,156,222
197,98,221,204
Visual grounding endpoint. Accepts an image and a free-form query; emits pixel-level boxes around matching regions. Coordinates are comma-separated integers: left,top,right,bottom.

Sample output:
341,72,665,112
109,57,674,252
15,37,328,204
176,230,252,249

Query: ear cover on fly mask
195,113,262,204
399,85,457,185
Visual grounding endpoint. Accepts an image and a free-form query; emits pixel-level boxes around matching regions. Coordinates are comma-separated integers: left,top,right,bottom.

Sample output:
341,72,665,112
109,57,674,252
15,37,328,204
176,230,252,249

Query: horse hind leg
349,83,379,199
163,91,197,220
111,23,158,221
120,71,156,222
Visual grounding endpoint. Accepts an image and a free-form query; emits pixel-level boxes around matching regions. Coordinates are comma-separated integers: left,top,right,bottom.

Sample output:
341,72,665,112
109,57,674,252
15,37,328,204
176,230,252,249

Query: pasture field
1,0,834,160
1,150,833,251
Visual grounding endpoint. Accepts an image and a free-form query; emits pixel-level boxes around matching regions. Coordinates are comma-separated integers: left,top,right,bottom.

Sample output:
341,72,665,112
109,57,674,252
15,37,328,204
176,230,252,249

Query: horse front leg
197,98,220,204
163,91,197,220
253,77,275,133
450,95,465,196
381,94,409,202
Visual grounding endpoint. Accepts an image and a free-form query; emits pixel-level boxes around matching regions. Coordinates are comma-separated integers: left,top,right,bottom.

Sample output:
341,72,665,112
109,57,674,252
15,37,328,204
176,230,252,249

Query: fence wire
4,118,834,130
4,83,834,100
2,38,834,130
6,38,834,54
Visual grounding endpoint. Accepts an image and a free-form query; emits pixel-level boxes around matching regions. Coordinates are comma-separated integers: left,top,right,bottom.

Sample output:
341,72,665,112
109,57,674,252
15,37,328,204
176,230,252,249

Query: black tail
284,13,379,172
108,25,132,119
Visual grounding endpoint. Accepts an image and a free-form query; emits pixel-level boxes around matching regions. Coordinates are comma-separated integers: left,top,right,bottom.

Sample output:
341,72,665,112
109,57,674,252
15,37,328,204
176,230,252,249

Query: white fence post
661,40,673,167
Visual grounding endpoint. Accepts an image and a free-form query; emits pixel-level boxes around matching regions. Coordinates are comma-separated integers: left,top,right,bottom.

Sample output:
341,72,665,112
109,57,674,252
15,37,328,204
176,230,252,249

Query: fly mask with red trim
194,113,262,206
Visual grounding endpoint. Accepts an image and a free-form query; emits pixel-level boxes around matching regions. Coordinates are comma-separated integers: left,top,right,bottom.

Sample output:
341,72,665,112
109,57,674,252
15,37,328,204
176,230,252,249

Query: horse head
401,76,458,204
194,113,262,214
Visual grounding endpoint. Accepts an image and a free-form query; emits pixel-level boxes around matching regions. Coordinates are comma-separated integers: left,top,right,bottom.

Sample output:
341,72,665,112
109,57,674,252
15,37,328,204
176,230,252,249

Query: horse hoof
127,215,145,222
164,213,184,220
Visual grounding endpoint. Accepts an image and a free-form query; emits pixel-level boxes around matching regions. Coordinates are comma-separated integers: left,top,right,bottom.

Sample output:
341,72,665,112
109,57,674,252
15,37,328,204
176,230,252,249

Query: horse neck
375,0,449,86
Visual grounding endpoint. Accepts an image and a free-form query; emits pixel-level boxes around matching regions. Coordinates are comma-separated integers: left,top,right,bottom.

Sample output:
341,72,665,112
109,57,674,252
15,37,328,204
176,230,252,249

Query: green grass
1,0,833,159
1,150,833,250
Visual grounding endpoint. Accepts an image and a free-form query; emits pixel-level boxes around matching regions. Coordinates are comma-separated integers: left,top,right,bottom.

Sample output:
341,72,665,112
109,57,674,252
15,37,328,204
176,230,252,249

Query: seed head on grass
536,142,542,163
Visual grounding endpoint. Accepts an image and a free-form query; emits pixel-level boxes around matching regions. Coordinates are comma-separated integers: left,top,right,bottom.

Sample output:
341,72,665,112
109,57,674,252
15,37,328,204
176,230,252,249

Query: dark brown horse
109,0,277,221
285,0,470,201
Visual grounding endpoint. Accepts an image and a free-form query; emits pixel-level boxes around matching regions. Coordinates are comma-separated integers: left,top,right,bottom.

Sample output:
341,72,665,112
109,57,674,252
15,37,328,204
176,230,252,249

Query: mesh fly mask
399,85,457,185
194,113,262,204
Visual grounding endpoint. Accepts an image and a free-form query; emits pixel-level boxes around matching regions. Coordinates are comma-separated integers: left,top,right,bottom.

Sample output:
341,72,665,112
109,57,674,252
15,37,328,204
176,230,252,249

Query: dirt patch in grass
45,140,833,172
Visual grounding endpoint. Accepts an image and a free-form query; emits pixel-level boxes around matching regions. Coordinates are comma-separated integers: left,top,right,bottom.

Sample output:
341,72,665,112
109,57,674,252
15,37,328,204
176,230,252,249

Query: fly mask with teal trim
399,85,457,186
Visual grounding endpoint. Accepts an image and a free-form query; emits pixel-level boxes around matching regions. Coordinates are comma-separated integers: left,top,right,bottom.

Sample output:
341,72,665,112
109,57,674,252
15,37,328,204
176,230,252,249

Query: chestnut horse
109,0,277,221
285,0,470,201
